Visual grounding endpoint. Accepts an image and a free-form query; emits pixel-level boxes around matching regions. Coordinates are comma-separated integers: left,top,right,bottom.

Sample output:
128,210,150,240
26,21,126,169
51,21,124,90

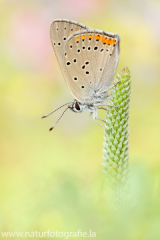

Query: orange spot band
102,37,108,44
102,37,116,45
75,37,79,42
113,39,116,45
108,39,113,45
88,34,93,39
95,35,102,41
81,35,86,40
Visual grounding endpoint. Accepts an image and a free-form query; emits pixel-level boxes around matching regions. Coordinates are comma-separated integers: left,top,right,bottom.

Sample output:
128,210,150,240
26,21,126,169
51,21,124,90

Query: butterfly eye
73,102,83,113
75,102,80,110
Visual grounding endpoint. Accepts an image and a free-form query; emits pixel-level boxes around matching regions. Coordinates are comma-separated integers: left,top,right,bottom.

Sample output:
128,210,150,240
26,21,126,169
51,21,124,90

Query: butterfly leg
96,117,106,123
91,109,105,132
93,119,105,132
89,112,105,123
97,81,121,95
97,104,119,109
98,107,108,111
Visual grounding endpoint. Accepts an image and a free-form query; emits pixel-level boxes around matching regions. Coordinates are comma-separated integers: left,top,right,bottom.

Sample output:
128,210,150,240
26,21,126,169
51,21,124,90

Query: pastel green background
1,0,160,239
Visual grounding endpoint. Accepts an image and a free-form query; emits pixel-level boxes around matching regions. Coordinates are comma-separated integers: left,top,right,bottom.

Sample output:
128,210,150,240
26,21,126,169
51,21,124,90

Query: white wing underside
50,19,120,103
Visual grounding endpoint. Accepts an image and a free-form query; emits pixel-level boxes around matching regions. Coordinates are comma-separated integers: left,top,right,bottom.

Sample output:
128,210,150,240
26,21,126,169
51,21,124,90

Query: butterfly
42,19,120,131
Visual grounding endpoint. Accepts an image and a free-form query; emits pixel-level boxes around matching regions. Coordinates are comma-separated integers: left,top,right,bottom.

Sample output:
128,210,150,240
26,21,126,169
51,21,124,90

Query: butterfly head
69,100,84,113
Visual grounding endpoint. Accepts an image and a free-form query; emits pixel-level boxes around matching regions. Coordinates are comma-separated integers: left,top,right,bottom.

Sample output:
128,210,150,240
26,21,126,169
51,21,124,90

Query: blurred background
0,0,160,239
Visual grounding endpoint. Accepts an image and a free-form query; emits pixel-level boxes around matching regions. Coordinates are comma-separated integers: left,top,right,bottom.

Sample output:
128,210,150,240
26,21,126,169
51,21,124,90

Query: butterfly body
69,100,100,113
42,19,120,131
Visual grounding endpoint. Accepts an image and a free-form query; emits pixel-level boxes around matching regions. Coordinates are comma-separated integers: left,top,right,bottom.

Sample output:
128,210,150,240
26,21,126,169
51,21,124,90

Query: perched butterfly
42,19,120,131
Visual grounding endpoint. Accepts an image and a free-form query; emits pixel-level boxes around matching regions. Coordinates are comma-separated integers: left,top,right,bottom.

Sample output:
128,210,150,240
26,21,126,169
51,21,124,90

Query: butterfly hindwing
62,29,120,102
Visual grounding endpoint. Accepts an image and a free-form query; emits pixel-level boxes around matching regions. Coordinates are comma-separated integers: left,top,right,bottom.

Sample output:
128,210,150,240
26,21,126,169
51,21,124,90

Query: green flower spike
102,67,131,208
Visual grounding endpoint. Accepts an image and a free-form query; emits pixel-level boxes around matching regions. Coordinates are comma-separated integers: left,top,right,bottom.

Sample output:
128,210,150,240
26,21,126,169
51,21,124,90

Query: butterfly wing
96,31,120,92
50,19,90,77
62,29,120,103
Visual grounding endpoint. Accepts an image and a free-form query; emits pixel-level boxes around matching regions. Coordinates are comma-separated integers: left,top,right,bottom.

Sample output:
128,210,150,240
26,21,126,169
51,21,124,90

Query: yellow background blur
1,0,160,239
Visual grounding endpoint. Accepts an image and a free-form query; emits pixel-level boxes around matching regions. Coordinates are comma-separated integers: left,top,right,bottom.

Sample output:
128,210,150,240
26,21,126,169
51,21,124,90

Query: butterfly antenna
41,102,73,118
49,105,71,131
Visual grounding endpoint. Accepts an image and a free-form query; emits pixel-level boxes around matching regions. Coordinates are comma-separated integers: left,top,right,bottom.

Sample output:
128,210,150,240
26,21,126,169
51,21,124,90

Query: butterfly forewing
50,19,89,73
62,30,120,102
